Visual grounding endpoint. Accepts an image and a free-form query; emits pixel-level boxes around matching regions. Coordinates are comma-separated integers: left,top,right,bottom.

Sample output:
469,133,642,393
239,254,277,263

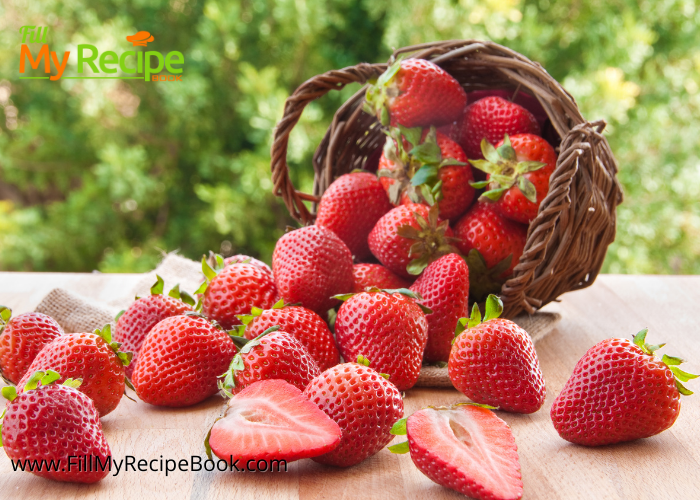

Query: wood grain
0,273,698,499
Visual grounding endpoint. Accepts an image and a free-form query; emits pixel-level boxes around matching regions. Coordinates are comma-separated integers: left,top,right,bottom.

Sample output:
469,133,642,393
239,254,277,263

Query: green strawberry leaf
467,302,482,329
388,441,410,454
410,141,441,166
670,366,699,383
332,293,356,302
662,354,685,366
390,418,408,436
168,283,181,300
407,254,430,275
411,165,438,187
398,125,422,148
495,135,516,160
480,187,509,202
23,370,48,391
469,179,491,189
272,299,285,309
179,291,196,307
420,184,436,206
379,373,390,379
454,317,469,338
516,161,547,174
0,306,12,324
1,386,17,402
377,60,401,87
484,295,504,321
676,379,694,396
468,159,497,174
194,281,208,295
251,307,263,317
633,329,649,350
201,256,218,281
517,177,538,203
439,158,467,167
357,355,371,367
481,139,502,164
380,106,390,126
115,309,126,322
150,275,165,295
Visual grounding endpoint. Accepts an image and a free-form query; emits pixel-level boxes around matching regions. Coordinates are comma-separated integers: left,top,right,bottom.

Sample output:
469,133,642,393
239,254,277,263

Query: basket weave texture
270,40,623,318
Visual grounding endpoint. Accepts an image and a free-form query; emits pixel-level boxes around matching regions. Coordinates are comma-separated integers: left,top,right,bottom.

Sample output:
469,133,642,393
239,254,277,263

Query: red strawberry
378,126,475,221
272,225,354,315
304,358,404,467
315,172,393,260
221,327,320,395
207,379,341,466
0,307,63,384
113,276,193,378
453,202,527,301
389,404,523,500
200,259,279,330
551,329,697,446
409,254,469,363
131,315,237,407
467,90,548,128
449,295,546,413
18,325,131,416
353,263,411,292
224,254,273,276
334,290,428,391
470,134,557,224
1,371,111,484
457,96,540,161
365,58,467,128
239,301,339,371
368,203,458,278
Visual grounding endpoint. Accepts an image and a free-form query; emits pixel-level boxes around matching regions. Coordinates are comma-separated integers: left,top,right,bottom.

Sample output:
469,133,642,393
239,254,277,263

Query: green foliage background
1,0,699,274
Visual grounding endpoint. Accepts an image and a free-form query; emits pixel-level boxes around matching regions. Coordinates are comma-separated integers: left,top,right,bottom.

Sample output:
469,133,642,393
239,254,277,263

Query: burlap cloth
34,253,560,389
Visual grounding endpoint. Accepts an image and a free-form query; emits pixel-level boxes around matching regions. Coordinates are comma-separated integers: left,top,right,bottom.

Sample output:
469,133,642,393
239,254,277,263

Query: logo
19,26,183,82
126,31,154,47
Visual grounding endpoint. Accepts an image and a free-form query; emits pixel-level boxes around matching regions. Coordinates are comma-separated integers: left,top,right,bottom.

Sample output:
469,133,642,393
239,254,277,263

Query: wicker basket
270,40,623,318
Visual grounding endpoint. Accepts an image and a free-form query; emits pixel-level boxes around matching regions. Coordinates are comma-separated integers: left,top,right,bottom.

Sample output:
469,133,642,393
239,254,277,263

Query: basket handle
271,62,387,224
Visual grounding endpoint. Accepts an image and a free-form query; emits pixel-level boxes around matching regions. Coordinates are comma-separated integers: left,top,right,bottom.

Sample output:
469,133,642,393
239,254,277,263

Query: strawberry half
449,295,546,413
113,275,194,378
409,253,469,363
353,263,411,292
378,126,475,221
304,358,404,467
17,325,132,416
0,306,63,385
206,379,341,466
1,370,111,484
365,58,467,128
389,404,523,500
470,134,557,224
315,172,393,260
238,300,339,371
551,329,697,446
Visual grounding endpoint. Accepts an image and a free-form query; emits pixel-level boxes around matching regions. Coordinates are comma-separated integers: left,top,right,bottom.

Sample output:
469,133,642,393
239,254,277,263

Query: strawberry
113,275,194,379
303,357,404,467
238,300,339,371
409,254,469,363
315,172,393,260
368,203,458,278
365,58,467,128
334,289,429,391
457,96,540,162
220,326,320,396
131,315,237,407
389,404,523,500
467,90,548,128
453,202,527,301
199,258,279,330
224,254,273,276
17,325,131,416
0,306,63,385
1,371,111,484
470,134,557,224
206,379,341,466
551,329,697,446
378,126,475,221
272,225,354,315
449,295,546,413
353,263,411,292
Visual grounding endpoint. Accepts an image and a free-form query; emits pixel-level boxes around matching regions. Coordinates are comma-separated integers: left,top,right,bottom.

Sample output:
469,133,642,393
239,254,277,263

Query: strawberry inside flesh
407,406,523,500
209,379,341,465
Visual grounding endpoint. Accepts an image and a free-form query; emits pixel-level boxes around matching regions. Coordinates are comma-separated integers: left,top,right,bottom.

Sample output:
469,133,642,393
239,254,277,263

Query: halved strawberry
206,379,341,466
390,404,523,500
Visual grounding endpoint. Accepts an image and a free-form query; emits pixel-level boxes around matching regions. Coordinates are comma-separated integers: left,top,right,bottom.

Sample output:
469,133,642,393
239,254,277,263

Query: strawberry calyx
397,204,461,275
387,402,499,454
464,249,512,302
233,299,294,337
219,326,281,397
332,288,433,315
632,328,698,396
453,294,503,343
378,126,466,205
356,355,390,379
0,306,12,336
118,276,195,322
364,58,404,126
94,324,133,367
469,135,546,203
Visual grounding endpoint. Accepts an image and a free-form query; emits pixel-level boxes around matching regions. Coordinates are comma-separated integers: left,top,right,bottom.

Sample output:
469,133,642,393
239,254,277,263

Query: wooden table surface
0,272,698,500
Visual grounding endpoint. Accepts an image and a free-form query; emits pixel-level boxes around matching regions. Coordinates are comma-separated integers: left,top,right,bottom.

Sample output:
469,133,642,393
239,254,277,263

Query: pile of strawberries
0,58,697,500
